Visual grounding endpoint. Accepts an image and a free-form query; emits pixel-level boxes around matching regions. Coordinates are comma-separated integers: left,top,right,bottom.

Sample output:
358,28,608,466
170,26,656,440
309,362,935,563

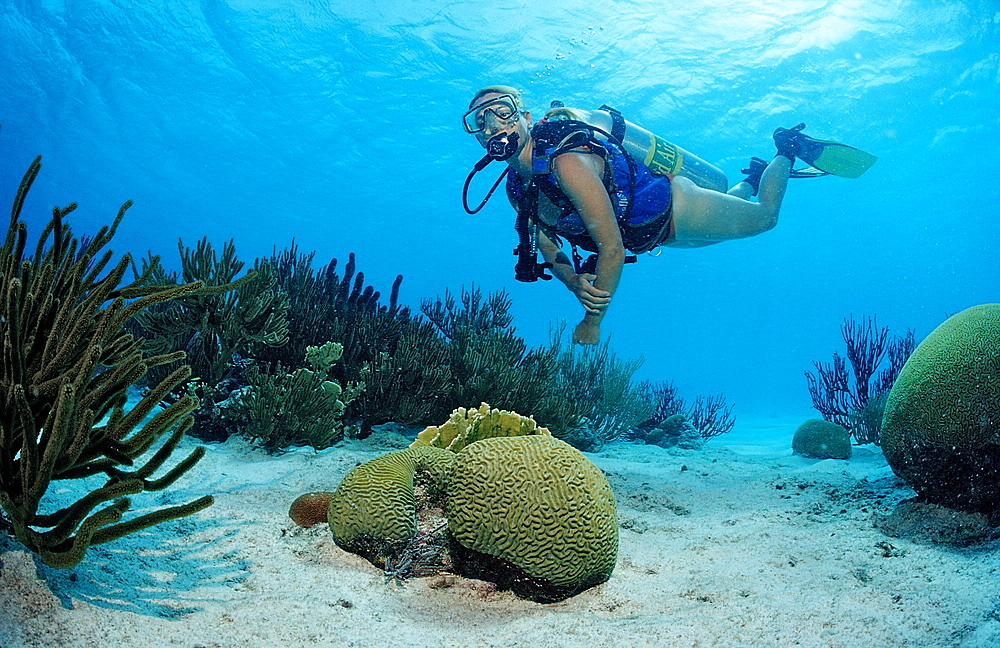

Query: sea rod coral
0,156,214,568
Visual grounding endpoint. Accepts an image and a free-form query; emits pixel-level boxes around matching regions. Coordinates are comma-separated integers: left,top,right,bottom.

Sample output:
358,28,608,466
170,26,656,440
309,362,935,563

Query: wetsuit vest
506,134,674,254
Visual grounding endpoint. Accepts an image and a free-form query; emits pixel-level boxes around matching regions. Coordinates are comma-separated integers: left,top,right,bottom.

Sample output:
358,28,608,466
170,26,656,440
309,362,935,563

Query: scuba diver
462,85,877,345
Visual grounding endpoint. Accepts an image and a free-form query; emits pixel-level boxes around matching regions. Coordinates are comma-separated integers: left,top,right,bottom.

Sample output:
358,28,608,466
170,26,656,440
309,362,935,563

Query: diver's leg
727,181,754,199
727,157,768,199
756,156,791,212
669,156,792,242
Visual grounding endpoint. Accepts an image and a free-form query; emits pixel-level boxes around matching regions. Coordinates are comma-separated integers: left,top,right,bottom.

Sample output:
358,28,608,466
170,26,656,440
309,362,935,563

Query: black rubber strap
598,104,627,144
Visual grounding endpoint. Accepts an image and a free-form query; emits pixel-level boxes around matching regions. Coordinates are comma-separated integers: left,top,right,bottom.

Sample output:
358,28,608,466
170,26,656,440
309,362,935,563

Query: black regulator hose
462,132,520,214
463,161,508,214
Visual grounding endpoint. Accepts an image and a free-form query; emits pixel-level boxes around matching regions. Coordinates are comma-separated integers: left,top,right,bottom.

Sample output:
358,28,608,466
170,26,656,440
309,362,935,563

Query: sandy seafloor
2,416,999,648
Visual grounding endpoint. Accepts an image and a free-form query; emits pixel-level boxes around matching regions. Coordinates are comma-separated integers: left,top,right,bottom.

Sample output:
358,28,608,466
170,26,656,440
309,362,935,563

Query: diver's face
467,93,524,145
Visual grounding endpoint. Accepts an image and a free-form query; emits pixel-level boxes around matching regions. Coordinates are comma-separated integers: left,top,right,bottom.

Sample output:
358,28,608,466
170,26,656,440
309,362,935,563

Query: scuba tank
546,107,728,193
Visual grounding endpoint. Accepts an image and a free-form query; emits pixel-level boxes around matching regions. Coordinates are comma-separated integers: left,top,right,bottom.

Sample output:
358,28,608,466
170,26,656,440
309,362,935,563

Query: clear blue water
2,0,998,420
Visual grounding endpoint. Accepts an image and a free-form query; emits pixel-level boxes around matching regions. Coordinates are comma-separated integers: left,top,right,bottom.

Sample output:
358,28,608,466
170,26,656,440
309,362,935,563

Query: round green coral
792,419,852,460
446,435,618,602
881,304,1000,515
327,446,455,564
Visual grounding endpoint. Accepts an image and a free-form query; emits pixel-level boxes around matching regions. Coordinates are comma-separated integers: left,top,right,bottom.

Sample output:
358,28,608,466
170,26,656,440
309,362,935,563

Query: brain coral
881,304,1000,515
411,402,551,453
446,435,618,602
792,419,852,460
288,491,335,527
327,446,455,564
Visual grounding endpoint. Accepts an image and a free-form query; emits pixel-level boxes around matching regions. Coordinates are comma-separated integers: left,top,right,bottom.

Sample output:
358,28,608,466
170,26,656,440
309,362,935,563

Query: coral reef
805,314,915,444
0,156,213,568
304,341,345,373
645,414,706,449
446,435,618,602
130,239,289,440
792,419,852,460
262,246,401,376
650,380,684,422
545,321,655,448
684,394,737,439
327,446,455,565
880,304,1000,519
224,340,361,452
411,402,551,453
131,240,664,451
129,239,707,453
420,286,572,429
307,405,617,602
632,382,736,444
353,324,452,431
227,362,360,452
288,491,335,527
134,239,290,384
262,244,451,435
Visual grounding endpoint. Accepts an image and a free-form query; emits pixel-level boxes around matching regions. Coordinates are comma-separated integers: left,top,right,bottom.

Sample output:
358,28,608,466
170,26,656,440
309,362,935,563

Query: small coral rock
446,435,618,603
881,304,1000,516
288,491,335,527
327,446,455,565
792,419,852,460
646,414,704,449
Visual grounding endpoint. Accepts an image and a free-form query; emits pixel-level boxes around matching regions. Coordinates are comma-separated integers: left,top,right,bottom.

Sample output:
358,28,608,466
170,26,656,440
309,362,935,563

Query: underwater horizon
2,0,998,420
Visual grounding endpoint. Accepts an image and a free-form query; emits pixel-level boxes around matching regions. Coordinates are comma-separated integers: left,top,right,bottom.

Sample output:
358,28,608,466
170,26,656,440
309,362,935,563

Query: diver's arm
551,152,625,318
536,229,578,286
537,228,613,315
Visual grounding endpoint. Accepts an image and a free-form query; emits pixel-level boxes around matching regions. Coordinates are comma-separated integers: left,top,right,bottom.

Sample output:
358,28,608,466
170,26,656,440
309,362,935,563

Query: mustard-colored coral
410,402,551,453
446,435,618,602
327,446,455,563
881,303,1000,514
316,407,618,601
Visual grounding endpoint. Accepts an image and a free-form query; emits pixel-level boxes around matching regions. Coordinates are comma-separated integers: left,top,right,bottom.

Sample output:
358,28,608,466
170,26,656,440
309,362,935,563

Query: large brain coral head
881,303,1000,516
445,434,618,602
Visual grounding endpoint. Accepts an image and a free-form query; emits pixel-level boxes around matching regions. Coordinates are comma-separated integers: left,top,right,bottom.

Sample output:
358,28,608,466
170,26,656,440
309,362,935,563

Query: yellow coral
327,446,455,564
883,304,1000,452
446,435,618,602
320,407,617,602
305,341,344,374
410,402,551,453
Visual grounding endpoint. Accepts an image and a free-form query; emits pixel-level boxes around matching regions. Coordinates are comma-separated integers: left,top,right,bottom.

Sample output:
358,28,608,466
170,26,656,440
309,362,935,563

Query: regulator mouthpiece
486,131,520,162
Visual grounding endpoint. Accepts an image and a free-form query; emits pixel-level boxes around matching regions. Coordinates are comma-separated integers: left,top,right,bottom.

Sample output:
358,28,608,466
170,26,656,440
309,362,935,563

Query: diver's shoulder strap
531,119,605,159
530,118,614,193
598,104,627,144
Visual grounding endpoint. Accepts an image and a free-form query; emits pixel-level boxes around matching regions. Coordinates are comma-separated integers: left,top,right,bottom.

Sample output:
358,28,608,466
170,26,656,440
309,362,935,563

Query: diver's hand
569,273,611,315
573,319,601,345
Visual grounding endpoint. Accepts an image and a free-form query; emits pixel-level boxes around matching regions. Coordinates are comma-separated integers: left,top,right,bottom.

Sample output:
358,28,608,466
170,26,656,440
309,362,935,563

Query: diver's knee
757,207,780,234
737,204,779,238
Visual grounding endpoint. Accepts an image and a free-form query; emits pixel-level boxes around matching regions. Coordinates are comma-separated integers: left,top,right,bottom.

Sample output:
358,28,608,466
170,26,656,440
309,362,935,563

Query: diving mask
462,94,521,134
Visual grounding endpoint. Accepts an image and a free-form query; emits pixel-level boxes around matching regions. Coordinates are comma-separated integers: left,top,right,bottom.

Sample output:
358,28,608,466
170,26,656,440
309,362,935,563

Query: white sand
3,418,999,648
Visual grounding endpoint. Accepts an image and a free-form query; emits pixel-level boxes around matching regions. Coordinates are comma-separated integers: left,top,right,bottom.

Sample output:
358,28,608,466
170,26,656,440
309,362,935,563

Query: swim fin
786,125,878,178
